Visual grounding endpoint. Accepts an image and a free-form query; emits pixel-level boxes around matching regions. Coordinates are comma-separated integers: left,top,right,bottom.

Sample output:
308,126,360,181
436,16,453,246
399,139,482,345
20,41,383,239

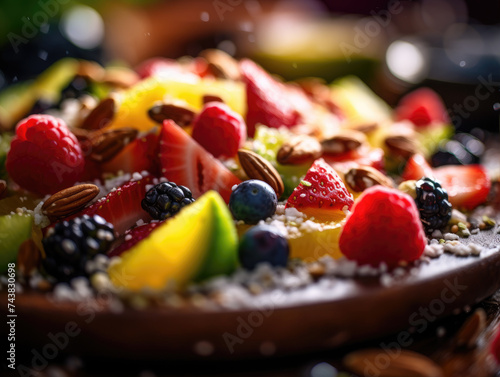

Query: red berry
285,158,354,219
433,164,490,210
192,102,246,158
108,221,163,257
401,154,433,181
240,59,312,137
6,115,84,195
339,186,427,267
395,88,449,127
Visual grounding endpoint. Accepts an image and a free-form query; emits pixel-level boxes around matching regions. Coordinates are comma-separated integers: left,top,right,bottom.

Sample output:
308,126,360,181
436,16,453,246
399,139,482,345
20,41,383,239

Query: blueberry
238,225,289,270
229,180,277,224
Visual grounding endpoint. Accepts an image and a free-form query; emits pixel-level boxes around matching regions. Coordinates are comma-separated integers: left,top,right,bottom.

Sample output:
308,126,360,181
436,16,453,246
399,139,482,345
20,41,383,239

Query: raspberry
339,186,427,267
191,102,247,158
6,115,85,195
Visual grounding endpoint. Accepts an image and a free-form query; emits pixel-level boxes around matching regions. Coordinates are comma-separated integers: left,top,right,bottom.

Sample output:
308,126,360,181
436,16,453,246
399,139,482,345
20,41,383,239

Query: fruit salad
0,50,497,297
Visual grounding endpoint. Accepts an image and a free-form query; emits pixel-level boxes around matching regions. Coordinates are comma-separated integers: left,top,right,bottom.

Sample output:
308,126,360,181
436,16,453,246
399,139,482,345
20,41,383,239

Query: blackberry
42,215,115,282
141,182,195,220
415,177,452,233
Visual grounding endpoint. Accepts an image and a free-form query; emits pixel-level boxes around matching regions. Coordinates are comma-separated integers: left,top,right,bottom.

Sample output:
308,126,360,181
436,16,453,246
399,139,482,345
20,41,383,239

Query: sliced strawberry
240,59,313,137
108,221,164,258
159,120,241,203
76,175,155,235
401,154,434,181
323,147,385,174
433,165,491,210
101,132,160,176
285,158,354,220
395,88,449,127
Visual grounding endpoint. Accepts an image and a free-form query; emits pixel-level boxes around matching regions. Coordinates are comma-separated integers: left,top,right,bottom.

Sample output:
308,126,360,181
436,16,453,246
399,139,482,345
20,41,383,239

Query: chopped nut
321,130,366,155
345,166,394,192
277,136,322,165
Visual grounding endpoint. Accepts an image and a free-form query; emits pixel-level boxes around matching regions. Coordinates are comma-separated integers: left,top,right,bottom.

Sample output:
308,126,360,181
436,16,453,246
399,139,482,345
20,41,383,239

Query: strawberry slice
395,88,449,127
286,158,354,220
108,221,164,258
240,59,313,137
101,131,160,176
433,165,491,210
77,175,155,235
159,120,241,203
401,154,434,181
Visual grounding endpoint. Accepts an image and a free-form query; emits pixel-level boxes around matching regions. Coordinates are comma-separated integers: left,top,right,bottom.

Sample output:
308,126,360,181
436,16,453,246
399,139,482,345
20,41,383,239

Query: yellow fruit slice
330,76,391,126
108,191,238,291
107,77,246,132
237,215,345,263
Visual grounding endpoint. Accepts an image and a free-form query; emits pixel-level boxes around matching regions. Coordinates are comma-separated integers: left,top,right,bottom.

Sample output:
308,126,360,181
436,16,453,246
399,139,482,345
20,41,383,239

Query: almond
350,122,379,134
201,49,241,81
89,128,138,163
81,97,116,130
101,67,139,89
345,166,394,192
17,239,41,277
455,308,486,348
42,184,100,220
0,179,6,197
384,134,421,158
321,130,366,155
344,349,443,377
277,136,322,165
238,150,284,198
148,103,196,127
77,60,105,82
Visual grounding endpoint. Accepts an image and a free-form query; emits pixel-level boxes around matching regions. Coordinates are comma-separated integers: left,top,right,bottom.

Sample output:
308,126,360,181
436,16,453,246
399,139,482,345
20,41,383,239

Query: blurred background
0,0,499,133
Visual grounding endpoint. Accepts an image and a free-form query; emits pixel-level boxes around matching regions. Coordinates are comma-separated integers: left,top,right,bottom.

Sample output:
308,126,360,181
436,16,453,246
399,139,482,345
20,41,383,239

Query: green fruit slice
0,214,32,273
108,191,238,291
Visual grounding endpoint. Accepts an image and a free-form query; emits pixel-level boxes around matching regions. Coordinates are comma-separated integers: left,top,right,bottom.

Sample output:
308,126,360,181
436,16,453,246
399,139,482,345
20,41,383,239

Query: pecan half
17,239,41,277
81,97,116,130
148,103,196,127
345,166,394,192
89,128,138,162
277,136,322,165
321,130,366,155
344,349,443,377
238,150,284,198
455,308,486,348
384,134,421,158
42,184,100,220
202,95,224,104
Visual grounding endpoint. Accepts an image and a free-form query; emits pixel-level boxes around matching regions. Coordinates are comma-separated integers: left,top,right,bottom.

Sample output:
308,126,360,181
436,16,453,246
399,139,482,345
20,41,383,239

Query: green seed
301,180,312,187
